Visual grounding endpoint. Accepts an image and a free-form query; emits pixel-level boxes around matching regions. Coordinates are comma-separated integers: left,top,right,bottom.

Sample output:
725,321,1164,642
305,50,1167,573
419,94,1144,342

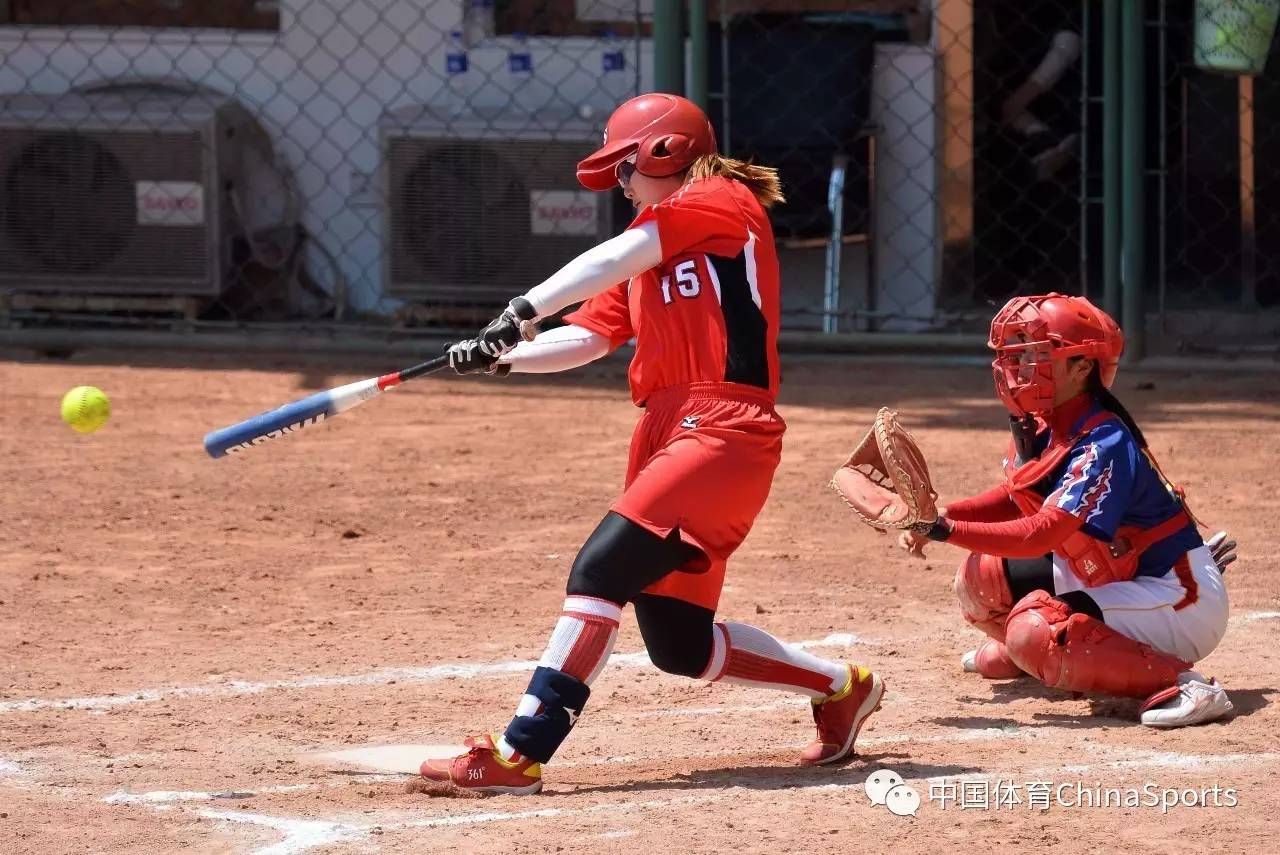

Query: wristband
917,517,953,542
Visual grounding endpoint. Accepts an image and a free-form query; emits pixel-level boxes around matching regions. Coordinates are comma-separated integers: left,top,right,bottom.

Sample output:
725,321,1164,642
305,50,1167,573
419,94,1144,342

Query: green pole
687,0,708,109
1102,0,1121,320
654,0,685,96
1120,0,1145,362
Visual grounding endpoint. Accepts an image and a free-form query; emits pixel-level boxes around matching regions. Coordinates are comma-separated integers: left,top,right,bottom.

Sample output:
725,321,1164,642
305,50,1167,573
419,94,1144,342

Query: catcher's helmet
576,93,717,192
988,293,1124,417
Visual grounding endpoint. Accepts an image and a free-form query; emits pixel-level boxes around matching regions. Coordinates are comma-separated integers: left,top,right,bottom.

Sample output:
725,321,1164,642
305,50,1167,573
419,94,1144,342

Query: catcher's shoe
961,639,1024,679
800,665,884,766
1140,672,1234,728
418,734,543,795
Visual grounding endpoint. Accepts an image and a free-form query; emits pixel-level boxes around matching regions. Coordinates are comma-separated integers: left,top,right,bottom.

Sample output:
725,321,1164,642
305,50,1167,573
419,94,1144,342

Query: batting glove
446,339,511,376
477,297,539,359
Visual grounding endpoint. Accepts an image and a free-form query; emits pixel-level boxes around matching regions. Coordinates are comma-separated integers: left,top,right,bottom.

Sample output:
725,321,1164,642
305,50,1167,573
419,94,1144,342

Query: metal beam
1102,0,1122,320
1239,75,1257,308
936,0,975,299
1120,0,1145,361
687,0,708,109
653,0,685,96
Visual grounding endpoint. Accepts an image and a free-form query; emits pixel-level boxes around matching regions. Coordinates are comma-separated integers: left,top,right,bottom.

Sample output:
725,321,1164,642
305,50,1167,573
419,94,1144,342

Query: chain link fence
1149,0,1280,356
0,1,1275,355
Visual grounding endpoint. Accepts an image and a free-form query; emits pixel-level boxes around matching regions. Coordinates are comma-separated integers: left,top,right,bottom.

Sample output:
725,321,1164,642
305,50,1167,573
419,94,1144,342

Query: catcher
834,294,1234,728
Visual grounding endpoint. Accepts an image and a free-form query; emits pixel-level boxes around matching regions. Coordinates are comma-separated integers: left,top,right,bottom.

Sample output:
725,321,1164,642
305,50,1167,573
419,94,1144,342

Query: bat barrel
203,389,337,458
202,358,446,460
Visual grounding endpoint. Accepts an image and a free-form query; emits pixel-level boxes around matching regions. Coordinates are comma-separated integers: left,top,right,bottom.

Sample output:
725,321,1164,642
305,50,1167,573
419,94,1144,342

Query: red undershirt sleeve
943,484,1021,523
943,506,1084,558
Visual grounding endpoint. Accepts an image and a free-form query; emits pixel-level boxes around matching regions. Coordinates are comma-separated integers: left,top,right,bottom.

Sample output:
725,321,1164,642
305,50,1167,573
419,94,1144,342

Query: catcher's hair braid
1089,365,1148,449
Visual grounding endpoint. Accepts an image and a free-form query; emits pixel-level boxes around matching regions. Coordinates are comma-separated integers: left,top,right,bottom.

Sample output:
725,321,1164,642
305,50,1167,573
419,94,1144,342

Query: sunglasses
616,160,637,185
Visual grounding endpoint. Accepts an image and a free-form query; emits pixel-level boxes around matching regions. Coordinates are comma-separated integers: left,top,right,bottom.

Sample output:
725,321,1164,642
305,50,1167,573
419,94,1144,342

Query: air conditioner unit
381,105,621,304
0,90,263,296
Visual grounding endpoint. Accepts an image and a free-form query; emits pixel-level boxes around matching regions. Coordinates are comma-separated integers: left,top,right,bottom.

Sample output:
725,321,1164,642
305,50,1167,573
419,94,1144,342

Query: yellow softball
61,386,111,434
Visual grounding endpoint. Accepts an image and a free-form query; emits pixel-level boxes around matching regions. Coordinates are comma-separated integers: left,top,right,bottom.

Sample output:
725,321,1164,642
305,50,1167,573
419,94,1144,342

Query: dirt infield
2,349,1277,854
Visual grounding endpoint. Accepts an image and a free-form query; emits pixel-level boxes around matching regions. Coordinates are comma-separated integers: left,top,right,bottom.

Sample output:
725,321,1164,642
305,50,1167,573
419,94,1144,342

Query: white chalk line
197,810,365,855
1234,610,1280,623
1059,749,1280,774
104,784,314,805
0,633,877,715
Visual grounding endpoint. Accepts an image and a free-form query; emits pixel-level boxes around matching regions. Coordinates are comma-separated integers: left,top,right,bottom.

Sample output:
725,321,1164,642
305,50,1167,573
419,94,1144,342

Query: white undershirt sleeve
519,221,662,318
499,323,612,374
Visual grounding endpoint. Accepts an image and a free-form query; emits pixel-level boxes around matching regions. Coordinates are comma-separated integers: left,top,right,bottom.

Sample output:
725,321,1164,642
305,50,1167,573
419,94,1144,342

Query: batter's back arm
500,325,612,374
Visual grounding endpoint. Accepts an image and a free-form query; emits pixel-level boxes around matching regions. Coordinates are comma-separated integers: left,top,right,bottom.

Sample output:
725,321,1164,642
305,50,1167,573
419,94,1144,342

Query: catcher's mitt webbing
831,407,938,532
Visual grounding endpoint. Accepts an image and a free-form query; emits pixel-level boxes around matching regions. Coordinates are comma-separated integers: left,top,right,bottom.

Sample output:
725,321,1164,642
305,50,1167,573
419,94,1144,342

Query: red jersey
563,176,781,406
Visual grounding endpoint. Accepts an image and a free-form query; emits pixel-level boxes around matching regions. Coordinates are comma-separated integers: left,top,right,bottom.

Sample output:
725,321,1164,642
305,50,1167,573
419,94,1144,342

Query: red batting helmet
988,293,1125,417
576,93,717,192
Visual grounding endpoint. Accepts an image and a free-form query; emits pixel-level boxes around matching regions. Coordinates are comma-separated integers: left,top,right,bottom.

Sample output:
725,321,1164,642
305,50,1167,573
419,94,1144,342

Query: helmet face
988,293,1124,417
576,93,717,191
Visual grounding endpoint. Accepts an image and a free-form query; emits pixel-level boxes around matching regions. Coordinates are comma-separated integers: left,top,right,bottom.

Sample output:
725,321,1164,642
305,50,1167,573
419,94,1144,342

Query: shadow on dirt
923,712,1134,731
1216,686,1274,719
551,755,985,797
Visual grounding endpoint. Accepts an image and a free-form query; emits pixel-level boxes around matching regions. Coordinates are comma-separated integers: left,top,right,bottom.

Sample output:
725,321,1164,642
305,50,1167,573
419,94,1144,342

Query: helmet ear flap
639,133,696,175
649,134,676,157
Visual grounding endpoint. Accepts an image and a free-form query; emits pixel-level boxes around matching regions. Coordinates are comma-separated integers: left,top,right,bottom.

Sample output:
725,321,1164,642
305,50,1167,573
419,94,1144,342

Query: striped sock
496,595,621,762
700,622,849,699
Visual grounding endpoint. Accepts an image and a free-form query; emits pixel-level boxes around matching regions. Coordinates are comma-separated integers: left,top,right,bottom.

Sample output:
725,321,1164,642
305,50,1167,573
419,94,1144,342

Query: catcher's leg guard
954,553,1014,641
1004,590,1190,698
963,639,1024,679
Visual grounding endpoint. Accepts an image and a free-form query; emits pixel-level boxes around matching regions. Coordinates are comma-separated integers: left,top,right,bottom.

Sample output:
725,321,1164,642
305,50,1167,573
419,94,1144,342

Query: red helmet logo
988,293,1125,417
576,93,717,192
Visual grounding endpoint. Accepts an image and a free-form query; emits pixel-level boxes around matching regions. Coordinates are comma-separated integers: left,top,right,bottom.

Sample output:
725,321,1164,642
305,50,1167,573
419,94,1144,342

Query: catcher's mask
988,294,1124,417
576,93,717,192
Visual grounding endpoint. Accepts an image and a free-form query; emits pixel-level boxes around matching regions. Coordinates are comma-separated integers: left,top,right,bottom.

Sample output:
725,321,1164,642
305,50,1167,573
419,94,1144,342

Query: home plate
302,743,464,775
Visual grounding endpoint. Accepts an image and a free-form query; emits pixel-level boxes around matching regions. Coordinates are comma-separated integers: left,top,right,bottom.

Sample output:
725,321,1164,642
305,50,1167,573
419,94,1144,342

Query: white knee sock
700,622,848,699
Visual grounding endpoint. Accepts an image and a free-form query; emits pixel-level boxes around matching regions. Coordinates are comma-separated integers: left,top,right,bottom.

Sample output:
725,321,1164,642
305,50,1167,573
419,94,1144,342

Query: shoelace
811,703,844,744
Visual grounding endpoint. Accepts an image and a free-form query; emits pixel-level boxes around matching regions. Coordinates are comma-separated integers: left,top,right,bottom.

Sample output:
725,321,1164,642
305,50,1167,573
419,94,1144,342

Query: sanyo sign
529,190,600,237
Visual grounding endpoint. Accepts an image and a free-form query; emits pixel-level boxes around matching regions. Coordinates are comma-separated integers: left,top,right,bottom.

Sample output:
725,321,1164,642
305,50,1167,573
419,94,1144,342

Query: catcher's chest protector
1000,412,1191,588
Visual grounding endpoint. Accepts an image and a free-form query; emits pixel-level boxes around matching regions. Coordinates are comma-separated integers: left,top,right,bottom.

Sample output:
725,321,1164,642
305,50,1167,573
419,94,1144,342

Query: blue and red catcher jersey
564,176,781,406
1033,407,1202,577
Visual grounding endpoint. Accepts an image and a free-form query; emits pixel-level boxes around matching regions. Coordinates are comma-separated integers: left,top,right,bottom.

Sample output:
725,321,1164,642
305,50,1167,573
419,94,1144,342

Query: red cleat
800,665,885,766
418,734,543,795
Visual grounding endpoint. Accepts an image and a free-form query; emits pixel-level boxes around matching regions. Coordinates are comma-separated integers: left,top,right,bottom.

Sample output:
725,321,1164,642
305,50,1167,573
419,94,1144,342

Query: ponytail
1088,365,1147,449
687,153,785,209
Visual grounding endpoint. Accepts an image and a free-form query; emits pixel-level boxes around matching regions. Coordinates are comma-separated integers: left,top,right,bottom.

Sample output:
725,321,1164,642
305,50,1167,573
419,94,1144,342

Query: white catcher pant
1052,545,1229,664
